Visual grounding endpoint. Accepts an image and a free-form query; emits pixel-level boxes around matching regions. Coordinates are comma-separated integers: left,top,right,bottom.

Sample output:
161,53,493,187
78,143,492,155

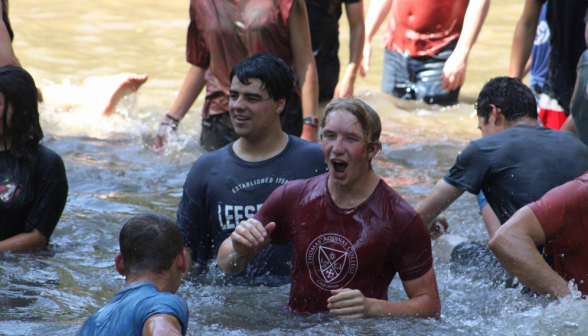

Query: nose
230,95,246,112
331,135,345,154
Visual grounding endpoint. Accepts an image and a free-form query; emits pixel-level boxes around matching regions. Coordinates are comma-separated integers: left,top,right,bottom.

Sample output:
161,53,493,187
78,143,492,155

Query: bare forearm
481,205,501,239
489,230,570,299
509,9,540,78
296,63,319,119
364,0,392,42
343,23,364,83
0,230,47,252
367,295,440,319
452,0,490,61
415,180,464,227
216,239,255,275
168,65,206,120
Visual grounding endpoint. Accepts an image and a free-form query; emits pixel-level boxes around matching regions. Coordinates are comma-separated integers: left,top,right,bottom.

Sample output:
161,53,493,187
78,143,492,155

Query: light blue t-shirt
78,282,189,336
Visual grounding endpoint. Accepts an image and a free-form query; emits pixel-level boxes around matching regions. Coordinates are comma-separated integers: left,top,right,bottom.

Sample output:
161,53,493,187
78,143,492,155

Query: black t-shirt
177,135,328,277
306,0,360,102
0,145,68,242
539,0,588,115
444,125,588,224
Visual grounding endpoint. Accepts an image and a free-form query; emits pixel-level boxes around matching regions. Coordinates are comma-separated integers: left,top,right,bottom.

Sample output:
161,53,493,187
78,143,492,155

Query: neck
233,127,288,162
328,169,380,209
125,271,176,293
506,117,539,128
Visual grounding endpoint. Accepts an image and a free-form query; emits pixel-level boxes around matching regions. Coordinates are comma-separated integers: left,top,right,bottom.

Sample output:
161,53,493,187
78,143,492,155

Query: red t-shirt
528,171,588,296
384,0,469,57
255,173,433,313
186,0,296,118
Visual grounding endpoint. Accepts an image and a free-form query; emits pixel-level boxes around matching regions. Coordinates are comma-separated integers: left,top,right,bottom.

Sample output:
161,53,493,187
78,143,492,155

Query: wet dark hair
475,77,537,124
119,212,184,278
229,52,294,103
0,65,43,161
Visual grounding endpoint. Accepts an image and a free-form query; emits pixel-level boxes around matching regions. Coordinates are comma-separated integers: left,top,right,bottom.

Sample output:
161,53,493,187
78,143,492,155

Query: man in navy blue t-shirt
78,213,189,336
177,53,328,279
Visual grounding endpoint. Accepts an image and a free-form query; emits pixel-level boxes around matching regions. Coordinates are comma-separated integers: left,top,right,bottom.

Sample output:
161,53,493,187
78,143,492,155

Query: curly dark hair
475,77,537,125
0,65,43,162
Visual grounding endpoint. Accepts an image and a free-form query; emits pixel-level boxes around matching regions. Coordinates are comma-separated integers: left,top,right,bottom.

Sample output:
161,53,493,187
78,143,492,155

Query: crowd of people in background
2,0,588,335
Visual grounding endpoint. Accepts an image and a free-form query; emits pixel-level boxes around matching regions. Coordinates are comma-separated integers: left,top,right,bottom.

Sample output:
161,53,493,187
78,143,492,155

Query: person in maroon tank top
217,98,441,319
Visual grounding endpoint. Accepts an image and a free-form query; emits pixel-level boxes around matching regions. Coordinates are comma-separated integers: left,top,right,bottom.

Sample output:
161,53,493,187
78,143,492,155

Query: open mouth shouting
331,159,348,177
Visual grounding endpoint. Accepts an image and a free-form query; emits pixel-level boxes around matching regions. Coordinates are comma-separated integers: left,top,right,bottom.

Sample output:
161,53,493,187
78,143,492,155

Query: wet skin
228,76,285,141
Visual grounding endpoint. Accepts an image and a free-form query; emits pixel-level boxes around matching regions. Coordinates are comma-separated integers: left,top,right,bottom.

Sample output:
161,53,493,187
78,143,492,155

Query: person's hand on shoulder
328,288,372,319
231,218,275,256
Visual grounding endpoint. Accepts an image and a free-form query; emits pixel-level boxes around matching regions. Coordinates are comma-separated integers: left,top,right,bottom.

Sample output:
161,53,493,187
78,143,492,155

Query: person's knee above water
361,0,490,106
78,213,189,336
415,77,588,247
176,53,328,279
154,0,320,151
217,98,441,319
305,0,364,102
489,171,588,300
0,65,68,252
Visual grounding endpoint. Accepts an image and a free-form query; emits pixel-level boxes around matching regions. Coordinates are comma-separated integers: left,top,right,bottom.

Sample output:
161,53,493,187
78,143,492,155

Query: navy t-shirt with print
0,145,68,242
78,282,189,336
177,135,328,277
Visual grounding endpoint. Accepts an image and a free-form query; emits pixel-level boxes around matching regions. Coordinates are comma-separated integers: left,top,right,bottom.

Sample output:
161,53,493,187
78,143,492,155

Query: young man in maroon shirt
217,98,441,319
489,172,588,299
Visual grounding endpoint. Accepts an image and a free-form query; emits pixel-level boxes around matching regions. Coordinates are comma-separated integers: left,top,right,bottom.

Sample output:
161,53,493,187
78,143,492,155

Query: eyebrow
228,90,263,99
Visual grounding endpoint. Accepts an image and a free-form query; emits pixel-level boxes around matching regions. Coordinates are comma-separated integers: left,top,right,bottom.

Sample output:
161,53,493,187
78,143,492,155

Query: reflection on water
1,0,587,335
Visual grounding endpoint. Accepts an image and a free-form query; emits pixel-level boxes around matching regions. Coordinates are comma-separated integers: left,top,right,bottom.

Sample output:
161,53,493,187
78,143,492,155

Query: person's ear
489,104,502,126
274,97,286,115
177,250,187,274
114,254,126,276
367,141,382,159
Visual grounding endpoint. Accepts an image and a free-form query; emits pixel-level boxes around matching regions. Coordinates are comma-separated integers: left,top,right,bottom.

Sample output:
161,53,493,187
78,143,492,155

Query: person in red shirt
217,98,441,318
489,171,588,299
154,0,320,151
361,0,490,106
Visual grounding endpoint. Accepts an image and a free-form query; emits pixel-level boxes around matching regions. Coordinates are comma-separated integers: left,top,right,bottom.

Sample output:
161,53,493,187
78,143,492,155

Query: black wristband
163,114,180,131
303,116,319,127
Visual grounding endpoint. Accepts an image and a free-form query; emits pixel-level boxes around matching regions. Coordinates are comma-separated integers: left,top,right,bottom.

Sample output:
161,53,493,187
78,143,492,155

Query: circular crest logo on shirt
534,21,550,45
306,234,358,291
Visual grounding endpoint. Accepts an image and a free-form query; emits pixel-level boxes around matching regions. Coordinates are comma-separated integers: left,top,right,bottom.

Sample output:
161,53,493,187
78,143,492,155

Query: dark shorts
316,57,340,103
381,42,460,106
200,94,303,152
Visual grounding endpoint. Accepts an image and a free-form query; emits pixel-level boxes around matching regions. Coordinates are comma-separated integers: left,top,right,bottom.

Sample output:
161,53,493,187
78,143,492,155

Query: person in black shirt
415,77,588,238
306,0,364,102
177,53,328,278
510,0,588,123
0,65,68,251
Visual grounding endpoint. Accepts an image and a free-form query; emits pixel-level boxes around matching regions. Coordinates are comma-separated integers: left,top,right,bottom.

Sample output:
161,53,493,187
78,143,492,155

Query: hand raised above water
231,218,275,257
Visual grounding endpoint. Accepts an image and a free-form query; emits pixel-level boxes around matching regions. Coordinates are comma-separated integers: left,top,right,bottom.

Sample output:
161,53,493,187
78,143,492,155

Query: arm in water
289,0,319,143
142,314,183,336
481,204,501,239
217,218,275,274
508,0,542,79
442,0,490,91
334,1,365,98
359,0,392,77
0,229,47,251
154,65,206,149
489,206,571,299
415,180,464,239
328,268,441,319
